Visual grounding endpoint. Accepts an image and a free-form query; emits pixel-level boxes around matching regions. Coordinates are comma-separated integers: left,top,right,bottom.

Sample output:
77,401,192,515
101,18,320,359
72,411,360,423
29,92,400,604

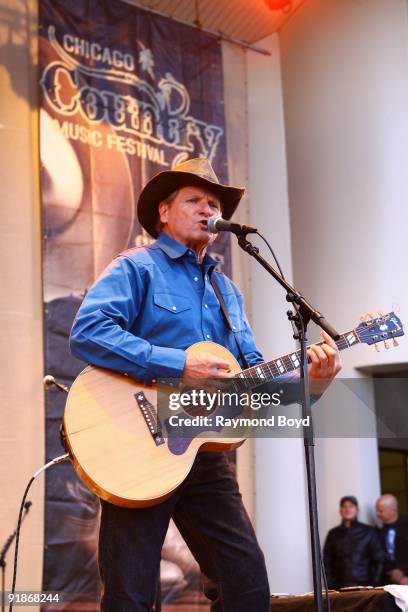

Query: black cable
7,453,69,612
8,477,35,612
321,554,332,612
6,380,71,610
255,230,304,326
255,231,286,279
256,230,300,312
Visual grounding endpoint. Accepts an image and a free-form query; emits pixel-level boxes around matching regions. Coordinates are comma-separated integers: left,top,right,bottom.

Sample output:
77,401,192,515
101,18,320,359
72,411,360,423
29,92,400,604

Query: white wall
247,0,408,593
280,0,408,367
279,0,408,538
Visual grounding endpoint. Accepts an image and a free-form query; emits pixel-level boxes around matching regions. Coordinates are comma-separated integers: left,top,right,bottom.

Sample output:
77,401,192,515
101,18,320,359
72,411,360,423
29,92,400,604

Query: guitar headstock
356,311,404,350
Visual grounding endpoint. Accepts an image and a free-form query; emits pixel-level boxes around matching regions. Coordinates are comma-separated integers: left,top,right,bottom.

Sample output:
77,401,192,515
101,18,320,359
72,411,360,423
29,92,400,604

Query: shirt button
172,306,177,311
194,276,198,282
206,334,211,339
232,325,236,330
204,304,208,309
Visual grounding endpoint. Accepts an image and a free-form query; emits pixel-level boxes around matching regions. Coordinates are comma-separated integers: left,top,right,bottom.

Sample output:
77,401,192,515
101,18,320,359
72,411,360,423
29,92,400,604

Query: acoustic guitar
61,312,403,508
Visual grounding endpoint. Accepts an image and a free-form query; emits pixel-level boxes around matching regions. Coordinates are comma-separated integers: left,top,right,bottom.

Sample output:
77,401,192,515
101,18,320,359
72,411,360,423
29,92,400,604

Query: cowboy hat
137,158,245,238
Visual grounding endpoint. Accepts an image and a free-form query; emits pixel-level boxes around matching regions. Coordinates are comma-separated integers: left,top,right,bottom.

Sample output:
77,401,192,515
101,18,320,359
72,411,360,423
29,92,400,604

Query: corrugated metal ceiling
126,0,307,46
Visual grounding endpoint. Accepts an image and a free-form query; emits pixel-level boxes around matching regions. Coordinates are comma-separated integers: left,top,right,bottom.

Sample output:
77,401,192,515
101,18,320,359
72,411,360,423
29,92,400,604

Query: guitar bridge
134,391,165,446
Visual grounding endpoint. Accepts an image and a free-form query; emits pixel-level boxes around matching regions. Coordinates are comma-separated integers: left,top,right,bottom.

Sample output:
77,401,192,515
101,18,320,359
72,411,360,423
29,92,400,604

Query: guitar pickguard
165,415,223,455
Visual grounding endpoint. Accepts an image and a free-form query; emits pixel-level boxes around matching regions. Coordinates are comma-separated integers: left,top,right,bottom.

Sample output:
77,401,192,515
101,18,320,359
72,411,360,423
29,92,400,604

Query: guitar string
239,334,351,381
234,318,400,382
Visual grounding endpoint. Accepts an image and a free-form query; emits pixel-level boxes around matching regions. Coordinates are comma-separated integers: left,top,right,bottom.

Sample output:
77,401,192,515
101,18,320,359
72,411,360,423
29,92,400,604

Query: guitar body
62,311,404,508
62,341,243,508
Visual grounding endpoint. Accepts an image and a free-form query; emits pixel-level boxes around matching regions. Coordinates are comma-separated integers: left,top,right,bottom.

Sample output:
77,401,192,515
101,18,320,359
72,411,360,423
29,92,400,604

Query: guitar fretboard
233,328,360,388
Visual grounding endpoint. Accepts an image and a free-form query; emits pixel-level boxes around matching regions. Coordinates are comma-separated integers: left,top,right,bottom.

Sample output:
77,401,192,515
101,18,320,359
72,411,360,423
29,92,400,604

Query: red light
264,0,292,10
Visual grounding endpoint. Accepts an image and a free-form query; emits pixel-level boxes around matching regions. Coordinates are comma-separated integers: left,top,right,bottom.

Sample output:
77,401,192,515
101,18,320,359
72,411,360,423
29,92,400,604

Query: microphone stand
235,231,339,612
0,503,31,612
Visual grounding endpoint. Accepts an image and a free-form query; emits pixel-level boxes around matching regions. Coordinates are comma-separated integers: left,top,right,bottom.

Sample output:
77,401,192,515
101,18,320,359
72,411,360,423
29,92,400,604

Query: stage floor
162,588,400,611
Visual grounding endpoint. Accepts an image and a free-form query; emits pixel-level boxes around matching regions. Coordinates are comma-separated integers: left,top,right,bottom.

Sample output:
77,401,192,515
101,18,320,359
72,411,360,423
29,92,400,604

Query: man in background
323,495,384,590
376,493,408,585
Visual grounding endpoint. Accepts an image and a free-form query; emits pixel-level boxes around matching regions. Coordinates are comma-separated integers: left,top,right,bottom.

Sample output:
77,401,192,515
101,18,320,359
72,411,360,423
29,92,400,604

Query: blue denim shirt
70,232,264,382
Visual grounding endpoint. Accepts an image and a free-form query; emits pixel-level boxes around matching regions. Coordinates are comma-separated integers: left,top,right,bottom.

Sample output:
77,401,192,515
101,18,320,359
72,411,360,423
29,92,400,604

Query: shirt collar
154,232,219,269
155,232,188,259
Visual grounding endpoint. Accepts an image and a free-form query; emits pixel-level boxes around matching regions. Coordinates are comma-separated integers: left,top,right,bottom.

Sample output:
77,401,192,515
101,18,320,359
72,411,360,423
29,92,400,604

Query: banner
39,0,230,607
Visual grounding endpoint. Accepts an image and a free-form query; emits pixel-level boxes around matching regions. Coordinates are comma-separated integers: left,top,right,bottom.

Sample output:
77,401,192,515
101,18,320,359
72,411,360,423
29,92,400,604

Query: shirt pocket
153,293,192,315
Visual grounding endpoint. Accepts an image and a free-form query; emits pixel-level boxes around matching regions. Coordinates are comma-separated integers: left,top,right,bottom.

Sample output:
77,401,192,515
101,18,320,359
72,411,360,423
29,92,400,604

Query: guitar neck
236,328,360,385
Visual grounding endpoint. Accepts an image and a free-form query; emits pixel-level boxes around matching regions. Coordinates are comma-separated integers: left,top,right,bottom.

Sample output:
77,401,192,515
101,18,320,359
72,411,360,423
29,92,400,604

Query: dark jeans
99,452,270,611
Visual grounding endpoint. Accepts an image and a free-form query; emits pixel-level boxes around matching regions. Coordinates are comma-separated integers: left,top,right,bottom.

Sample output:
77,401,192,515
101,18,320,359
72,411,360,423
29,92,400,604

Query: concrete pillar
0,0,44,594
247,34,313,594
279,0,408,567
247,0,408,592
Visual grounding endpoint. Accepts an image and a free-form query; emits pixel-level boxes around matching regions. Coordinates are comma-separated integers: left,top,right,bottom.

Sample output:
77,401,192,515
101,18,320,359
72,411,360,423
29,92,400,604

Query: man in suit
376,493,408,585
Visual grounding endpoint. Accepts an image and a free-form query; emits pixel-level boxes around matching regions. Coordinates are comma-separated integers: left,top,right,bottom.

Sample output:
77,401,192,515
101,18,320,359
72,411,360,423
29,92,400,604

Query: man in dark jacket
376,494,408,585
323,496,384,590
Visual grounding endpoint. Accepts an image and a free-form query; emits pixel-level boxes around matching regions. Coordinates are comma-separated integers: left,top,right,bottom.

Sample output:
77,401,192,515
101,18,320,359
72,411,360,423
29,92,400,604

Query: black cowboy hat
137,158,245,238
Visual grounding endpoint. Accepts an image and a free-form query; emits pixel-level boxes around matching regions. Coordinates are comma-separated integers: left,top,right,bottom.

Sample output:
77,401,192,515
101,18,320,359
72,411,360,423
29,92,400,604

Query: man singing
70,158,342,611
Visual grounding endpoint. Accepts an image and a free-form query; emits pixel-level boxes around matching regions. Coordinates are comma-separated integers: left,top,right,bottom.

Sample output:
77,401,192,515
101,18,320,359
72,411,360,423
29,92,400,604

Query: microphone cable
255,231,286,280
8,454,69,612
255,230,304,332
321,553,332,612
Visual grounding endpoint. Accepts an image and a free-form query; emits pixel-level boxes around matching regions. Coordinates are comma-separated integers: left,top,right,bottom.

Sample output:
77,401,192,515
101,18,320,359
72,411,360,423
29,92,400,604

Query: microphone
43,375,69,393
207,215,257,235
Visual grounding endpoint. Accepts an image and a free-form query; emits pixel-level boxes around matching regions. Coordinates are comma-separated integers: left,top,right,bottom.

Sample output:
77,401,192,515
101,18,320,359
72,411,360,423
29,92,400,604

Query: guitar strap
209,273,250,369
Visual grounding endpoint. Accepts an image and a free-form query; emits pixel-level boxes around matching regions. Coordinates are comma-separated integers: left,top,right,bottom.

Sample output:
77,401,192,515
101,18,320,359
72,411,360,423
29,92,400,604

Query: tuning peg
360,314,367,322
383,340,390,349
374,343,380,352
393,338,399,347
369,312,376,319
377,310,385,318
